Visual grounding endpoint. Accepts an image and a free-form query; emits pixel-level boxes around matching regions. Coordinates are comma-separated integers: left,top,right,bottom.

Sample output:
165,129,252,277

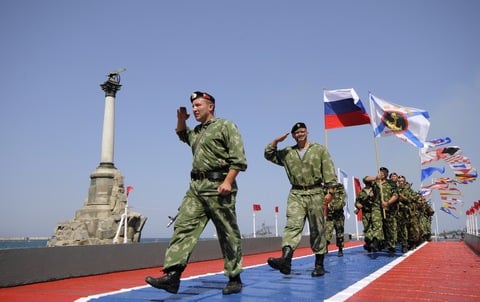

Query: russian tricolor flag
323,88,370,129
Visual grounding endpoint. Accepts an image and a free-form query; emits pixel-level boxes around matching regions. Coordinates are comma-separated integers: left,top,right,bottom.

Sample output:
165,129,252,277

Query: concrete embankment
0,236,311,287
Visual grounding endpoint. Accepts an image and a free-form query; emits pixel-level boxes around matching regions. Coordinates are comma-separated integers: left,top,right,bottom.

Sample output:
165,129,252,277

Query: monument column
99,71,122,168
85,69,125,207
47,68,147,246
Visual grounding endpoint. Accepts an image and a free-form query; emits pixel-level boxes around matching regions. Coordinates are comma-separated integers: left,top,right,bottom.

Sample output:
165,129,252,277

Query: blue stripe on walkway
85,246,405,301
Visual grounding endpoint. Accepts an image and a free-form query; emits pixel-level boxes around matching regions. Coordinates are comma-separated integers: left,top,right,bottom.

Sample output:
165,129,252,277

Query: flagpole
469,213,472,234
323,88,329,149
325,130,328,149
352,176,359,240
433,179,439,240
475,211,478,236
434,199,439,241
275,211,278,237
253,210,256,238
470,212,473,235
466,213,470,234
372,137,387,219
472,212,476,235
113,185,133,244
123,204,128,243
373,137,381,170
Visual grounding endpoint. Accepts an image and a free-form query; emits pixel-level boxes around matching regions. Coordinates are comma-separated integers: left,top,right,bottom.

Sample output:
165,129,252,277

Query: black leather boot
311,253,325,277
145,265,185,294
222,275,242,295
267,246,293,275
388,247,396,257
337,247,343,257
369,238,379,252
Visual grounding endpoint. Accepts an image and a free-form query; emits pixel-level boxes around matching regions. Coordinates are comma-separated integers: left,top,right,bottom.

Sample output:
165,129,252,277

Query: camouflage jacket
328,183,346,214
372,180,399,212
356,187,375,212
264,142,337,189
177,118,247,172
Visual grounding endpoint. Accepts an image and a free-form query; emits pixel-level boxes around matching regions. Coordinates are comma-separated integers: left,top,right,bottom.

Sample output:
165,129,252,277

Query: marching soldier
397,176,414,253
264,122,337,277
325,182,346,256
365,167,398,255
355,178,375,251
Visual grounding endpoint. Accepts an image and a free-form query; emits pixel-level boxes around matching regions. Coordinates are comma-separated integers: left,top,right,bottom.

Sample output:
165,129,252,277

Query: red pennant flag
353,177,363,222
126,185,134,197
253,204,261,211
275,206,279,213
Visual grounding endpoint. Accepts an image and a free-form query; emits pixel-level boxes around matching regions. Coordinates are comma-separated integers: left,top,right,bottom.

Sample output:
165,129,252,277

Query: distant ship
242,222,274,238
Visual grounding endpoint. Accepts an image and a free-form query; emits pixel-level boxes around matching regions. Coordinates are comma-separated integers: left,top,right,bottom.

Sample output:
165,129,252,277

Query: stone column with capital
85,73,122,207
99,75,121,168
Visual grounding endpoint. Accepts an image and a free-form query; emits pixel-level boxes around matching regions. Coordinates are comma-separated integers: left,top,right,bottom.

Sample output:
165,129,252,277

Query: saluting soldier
265,122,337,277
146,91,247,295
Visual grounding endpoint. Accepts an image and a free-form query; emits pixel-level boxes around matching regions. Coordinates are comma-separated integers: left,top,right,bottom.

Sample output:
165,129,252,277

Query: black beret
190,91,215,104
379,167,389,175
291,122,307,133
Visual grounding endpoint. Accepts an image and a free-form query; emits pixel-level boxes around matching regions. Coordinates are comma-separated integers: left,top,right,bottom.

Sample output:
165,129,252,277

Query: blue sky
1,0,479,239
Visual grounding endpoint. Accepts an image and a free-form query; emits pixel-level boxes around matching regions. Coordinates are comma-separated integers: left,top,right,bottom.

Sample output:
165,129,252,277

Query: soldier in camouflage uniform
396,176,413,253
365,167,398,255
418,197,434,243
325,182,346,256
354,178,375,251
408,190,422,250
389,172,399,186
146,91,247,295
424,201,434,241
265,122,337,277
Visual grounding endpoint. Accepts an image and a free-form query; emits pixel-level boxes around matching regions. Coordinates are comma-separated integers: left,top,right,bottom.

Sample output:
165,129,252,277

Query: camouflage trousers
419,215,432,240
325,212,345,248
365,207,384,243
408,214,421,244
383,211,397,250
361,211,372,235
164,179,243,278
396,209,409,246
281,189,327,254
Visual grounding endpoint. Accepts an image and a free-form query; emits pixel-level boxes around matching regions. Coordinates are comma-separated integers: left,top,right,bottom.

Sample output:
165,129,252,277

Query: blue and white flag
369,93,430,148
440,205,460,219
337,168,351,219
421,166,446,182
424,137,452,149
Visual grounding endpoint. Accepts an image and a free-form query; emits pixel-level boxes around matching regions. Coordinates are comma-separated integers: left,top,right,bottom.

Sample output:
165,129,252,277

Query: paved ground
1,240,479,301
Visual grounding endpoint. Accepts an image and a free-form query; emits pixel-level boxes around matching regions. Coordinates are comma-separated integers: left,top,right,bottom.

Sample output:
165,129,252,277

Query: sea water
0,238,179,250
0,240,48,249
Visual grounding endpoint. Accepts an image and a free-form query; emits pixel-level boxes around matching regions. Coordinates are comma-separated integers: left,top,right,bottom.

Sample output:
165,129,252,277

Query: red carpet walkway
346,241,480,302
1,241,479,301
